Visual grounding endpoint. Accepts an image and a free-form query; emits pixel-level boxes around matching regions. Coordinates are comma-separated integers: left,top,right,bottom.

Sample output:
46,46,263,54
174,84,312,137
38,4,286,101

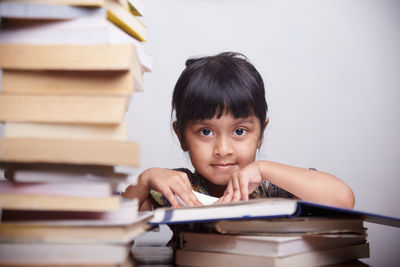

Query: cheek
187,143,210,164
236,142,258,163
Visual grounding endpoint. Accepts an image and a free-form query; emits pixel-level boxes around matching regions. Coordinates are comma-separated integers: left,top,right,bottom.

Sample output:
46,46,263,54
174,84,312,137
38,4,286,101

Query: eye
200,128,213,136
234,128,246,136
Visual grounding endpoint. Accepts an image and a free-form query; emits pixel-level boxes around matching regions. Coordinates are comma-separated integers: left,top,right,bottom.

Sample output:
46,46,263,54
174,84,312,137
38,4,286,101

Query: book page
176,190,218,206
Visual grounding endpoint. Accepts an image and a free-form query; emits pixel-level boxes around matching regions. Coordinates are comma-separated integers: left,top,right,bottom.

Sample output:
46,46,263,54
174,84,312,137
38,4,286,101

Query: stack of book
0,0,151,265
147,198,400,266
177,218,369,266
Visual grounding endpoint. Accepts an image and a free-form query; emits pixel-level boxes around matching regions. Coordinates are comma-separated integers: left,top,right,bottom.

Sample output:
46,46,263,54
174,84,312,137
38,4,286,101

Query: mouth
211,163,236,170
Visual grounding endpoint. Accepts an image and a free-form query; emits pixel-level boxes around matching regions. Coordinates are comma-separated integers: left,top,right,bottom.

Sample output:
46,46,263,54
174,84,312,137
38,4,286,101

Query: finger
231,174,241,202
221,180,234,202
162,187,180,208
177,172,193,192
173,186,199,207
213,197,223,204
238,173,250,201
186,191,203,206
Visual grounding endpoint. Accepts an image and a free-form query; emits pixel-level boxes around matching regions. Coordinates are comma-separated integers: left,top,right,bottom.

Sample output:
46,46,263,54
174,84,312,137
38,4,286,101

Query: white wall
129,0,400,265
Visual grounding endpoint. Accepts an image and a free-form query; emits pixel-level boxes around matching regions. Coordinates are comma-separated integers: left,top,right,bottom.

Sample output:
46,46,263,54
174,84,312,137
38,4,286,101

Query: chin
207,176,230,186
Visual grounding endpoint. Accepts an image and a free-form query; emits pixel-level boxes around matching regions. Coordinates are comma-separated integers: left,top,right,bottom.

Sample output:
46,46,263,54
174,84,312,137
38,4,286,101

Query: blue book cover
148,198,400,228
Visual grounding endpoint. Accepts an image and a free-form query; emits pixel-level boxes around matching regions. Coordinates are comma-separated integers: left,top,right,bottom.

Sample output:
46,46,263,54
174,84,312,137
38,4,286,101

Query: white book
0,243,130,265
0,180,112,197
0,1,105,19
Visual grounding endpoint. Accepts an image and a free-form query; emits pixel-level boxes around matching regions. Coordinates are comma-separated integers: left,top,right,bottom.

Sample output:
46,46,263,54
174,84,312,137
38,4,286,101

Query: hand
216,162,263,203
141,168,202,208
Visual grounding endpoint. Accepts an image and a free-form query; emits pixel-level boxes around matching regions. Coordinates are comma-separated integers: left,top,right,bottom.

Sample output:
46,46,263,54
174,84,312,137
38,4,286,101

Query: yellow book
0,94,128,124
0,138,140,167
106,0,146,42
0,44,136,70
4,122,129,141
0,194,121,212
1,69,139,96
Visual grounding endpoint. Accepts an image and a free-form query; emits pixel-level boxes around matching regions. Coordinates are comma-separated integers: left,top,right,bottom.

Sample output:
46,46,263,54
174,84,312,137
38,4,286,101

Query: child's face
182,113,264,186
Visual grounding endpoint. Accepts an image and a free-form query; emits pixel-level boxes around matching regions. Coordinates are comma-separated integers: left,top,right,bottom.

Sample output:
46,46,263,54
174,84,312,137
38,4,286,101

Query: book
4,122,129,141
0,193,121,212
180,232,367,258
0,43,137,70
0,180,112,197
0,211,153,244
128,0,144,16
175,243,370,267
148,198,400,228
0,95,128,124
1,199,143,226
213,217,366,235
106,0,146,42
0,138,140,167
1,161,132,180
1,69,138,96
1,163,136,194
0,1,105,20
0,243,131,265
131,246,174,265
5,0,105,6
0,162,117,178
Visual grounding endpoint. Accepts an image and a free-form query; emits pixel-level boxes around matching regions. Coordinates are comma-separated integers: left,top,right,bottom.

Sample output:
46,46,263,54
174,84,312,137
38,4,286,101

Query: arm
220,160,355,209
121,168,202,210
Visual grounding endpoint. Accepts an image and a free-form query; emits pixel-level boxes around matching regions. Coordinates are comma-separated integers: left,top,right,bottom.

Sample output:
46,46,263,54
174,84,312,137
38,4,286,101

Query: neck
205,180,227,198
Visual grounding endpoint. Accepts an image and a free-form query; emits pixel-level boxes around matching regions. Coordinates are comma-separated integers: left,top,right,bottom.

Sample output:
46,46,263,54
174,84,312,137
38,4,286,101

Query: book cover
148,198,400,228
213,217,366,235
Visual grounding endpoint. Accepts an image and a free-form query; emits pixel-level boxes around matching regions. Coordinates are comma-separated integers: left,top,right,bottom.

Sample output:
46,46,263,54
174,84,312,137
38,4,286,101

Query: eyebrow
190,117,256,126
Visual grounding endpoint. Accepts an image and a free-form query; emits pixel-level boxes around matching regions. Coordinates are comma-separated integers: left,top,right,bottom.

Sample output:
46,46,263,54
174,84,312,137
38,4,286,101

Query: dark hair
172,52,268,140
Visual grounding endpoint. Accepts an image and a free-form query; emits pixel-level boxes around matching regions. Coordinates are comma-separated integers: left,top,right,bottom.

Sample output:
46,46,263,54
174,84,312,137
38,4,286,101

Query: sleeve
258,167,318,199
266,182,294,198
249,181,294,199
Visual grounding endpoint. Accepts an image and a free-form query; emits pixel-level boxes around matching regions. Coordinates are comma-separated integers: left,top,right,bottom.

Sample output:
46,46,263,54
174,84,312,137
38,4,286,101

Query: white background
129,0,400,266
0,0,398,266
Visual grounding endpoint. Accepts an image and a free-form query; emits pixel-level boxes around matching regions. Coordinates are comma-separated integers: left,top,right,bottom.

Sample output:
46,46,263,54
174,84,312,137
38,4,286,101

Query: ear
173,121,188,151
257,118,269,148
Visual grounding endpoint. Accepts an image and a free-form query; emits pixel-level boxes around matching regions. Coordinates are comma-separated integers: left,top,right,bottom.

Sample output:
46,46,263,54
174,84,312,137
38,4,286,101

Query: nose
214,135,233,157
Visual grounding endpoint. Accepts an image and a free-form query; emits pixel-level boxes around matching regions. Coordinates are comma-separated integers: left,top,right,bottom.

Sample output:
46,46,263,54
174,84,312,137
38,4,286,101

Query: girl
123,52,355,211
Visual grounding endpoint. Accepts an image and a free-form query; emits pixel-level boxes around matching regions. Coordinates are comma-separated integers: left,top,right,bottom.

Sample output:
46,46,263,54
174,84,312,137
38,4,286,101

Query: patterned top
150,168,293,207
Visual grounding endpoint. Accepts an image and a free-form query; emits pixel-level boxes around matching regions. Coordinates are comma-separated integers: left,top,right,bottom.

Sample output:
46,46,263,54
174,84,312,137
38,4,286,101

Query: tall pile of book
0,0,151,265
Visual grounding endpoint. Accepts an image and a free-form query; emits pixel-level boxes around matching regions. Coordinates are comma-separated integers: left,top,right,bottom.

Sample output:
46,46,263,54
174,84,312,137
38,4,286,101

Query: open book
148,197,400,228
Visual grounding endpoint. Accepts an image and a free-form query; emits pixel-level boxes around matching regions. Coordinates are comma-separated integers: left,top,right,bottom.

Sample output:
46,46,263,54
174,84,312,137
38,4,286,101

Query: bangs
179,68,256,122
